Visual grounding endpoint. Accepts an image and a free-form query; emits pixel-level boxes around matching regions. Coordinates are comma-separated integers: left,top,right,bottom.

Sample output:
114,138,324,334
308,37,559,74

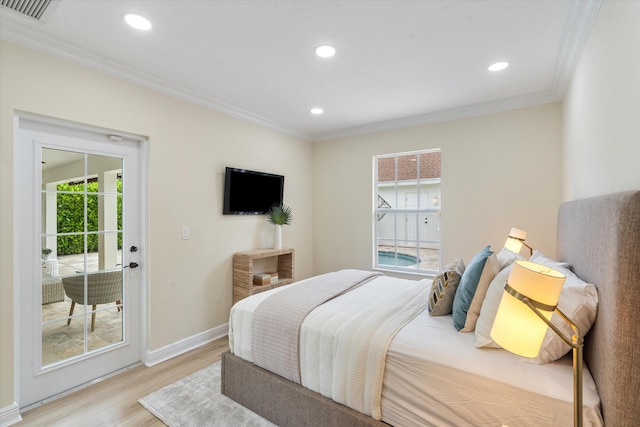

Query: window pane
397,153,418,181
377,187,394,210
420,151,441,179
87,154,122,193
377,247,420,269
377,156,396,182
88,296,123,352
117,195,123,230
421,212,440,243
93,231,123,272
377,211,396,244
87,193,98,232
42,318,85,366
88,194,121,233
56,193,85,234
42,148,85,191
402,212,419,246
402,188,425,209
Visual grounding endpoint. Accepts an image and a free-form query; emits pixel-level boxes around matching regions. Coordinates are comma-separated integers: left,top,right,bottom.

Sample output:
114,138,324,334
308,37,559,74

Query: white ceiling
0,0,601,141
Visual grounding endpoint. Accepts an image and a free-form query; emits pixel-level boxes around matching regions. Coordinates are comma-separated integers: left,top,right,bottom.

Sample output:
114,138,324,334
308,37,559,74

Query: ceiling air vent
1,0,52,21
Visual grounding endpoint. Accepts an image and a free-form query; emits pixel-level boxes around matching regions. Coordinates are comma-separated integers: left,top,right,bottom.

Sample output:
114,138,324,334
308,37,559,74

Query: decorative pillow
496,247,525,270
530,250,570,269
520,254,598,364
460,253,500,332
452,246,493,331
523,278,598,364
428,258,465,316
474,264,513,348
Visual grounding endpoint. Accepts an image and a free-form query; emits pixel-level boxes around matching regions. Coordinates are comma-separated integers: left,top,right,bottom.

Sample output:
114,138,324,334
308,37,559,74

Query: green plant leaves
266,203,293,226
55,181,122,255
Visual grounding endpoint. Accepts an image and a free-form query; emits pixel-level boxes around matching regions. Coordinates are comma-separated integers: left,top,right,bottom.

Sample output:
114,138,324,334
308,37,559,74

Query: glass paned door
41,148,125,366
16,116,143,409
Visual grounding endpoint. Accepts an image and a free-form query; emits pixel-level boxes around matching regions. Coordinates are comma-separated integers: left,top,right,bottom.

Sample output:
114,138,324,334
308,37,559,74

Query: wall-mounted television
223,167,284,215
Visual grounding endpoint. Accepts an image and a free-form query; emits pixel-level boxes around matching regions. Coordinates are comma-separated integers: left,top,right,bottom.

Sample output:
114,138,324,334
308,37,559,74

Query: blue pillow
452,246,493,331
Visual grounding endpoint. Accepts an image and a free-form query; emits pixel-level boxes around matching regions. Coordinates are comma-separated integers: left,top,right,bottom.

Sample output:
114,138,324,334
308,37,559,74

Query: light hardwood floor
18,337,230,426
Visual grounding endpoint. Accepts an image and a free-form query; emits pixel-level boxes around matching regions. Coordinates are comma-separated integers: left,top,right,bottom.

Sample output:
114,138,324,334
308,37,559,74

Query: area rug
139,362,276,427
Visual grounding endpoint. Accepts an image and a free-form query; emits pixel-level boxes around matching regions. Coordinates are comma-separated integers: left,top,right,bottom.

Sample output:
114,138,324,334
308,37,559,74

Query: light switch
182,226,190,240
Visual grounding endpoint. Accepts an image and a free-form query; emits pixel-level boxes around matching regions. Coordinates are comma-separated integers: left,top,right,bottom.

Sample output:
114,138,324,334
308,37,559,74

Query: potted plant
42,248,52,260
266,203,293,249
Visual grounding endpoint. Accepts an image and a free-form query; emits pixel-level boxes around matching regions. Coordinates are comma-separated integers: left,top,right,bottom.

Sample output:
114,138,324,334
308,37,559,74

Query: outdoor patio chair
62,270,122,331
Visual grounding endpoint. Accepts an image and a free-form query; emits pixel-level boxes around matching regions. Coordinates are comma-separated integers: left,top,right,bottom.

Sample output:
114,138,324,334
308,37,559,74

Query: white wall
312,103,564,277
0,41,313,409
563,0,640,200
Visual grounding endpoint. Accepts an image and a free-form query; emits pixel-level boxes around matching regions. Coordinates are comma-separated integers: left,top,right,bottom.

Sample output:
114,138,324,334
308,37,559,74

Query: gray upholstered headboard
557,190,640,426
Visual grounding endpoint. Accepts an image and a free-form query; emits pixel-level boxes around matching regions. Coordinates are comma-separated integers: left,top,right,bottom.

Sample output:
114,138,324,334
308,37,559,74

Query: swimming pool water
377,251,419,266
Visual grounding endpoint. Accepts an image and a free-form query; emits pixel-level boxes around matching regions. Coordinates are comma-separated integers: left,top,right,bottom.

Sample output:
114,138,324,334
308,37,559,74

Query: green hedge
56,181,122,255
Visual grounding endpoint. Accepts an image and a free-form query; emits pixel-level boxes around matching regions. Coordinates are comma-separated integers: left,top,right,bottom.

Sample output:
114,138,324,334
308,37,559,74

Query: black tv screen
223,167,284,215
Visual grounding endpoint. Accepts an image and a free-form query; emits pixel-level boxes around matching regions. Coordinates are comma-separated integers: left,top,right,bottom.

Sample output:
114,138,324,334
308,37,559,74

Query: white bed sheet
229,280,603,427
382,310,602,427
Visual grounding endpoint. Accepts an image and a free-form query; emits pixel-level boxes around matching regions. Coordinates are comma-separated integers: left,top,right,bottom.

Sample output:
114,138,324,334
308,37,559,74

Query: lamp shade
504,237,523,254
490,260,566,357
504,227,527,254
508,227,527,240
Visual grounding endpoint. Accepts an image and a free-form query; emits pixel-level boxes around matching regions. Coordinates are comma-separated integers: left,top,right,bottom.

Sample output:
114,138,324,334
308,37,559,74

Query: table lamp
490,260,584,427
504,227,533,256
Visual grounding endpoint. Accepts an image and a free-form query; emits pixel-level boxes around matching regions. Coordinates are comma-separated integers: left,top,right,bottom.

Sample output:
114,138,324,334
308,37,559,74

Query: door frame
12,111,150,409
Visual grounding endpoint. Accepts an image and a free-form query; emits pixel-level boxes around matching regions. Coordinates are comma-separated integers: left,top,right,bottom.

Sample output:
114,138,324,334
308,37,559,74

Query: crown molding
0,15,312,141
1,0,600,143
312,0,602,142
311,91,562,142
551,0,603,97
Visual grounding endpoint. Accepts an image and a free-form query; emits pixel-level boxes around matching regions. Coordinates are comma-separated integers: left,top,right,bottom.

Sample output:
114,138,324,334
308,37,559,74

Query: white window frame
373,149,441,275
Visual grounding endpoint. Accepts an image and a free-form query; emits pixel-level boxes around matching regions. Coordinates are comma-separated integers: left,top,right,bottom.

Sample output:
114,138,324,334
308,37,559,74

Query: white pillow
474,251,599,365
474,264,512,348
521,256,598,364
496,247,525,270
530,250,570,269
524,279,597,363
460,253,500,332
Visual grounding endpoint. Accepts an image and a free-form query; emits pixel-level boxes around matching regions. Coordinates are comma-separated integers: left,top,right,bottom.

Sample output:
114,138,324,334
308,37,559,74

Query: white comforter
300,275,429,419
229,273,429,420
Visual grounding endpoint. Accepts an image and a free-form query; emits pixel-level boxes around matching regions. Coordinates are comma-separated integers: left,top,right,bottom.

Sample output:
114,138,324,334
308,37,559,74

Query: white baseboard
0,327,228,423
144,323,228,367
0,402,22,427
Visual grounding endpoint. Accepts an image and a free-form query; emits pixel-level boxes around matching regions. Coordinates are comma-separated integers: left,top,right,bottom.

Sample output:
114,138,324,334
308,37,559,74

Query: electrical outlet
182,226,190,240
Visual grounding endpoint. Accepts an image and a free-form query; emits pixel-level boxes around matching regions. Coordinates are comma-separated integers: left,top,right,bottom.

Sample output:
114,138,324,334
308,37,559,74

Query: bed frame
222,190,640,427
556,190,640,425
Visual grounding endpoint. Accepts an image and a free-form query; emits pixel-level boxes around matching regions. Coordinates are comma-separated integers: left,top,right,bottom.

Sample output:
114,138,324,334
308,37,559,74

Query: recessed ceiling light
124,13,152,31
315,45,336,58
488,61,509,72
310,108,324,115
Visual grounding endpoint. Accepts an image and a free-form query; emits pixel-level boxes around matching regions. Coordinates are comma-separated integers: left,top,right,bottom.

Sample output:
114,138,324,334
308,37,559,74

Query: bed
222,190,640,426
